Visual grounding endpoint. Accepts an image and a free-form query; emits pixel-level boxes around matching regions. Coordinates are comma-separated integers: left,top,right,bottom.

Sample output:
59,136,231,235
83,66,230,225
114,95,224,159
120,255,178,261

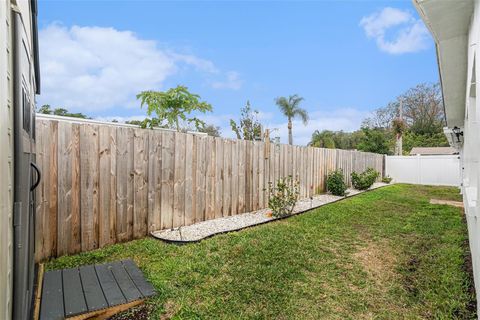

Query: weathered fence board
173,132,186,228
195,136,206,222
115,127,130,242
80,124,99,251
215,138,224,218
35,118,384,261
205,136,216,221
185,134,195,225
133,129,148,239
105,126,117,246
160,131,174,230
147,131,161,233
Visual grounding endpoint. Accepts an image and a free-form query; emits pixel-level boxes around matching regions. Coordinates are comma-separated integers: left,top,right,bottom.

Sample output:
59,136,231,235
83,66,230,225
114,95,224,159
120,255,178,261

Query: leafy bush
326,170,347,196
351,168,380,190
268,176,300,218
382,175,393,184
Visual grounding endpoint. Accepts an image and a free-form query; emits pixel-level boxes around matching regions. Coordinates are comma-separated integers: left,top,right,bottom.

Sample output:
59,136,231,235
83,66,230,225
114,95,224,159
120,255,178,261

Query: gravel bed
151,183,388,242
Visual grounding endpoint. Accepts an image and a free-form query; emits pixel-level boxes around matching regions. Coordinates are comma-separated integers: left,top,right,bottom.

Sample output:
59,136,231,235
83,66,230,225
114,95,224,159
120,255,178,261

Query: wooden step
37,259,155,320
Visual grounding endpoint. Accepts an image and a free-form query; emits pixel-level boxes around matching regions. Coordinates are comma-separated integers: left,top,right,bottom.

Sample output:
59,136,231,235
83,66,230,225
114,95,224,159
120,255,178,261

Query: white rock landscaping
151,183,388,243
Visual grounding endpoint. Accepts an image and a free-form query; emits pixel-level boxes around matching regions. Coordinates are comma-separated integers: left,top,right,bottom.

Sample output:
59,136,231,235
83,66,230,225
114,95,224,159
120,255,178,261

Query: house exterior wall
414,0,480,314
463,0,480,312
0,0,14,318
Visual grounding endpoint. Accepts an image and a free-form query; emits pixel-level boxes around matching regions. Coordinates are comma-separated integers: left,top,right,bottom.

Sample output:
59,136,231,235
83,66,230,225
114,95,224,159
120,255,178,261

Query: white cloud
39,24,241,113
211,71,243,90
169,52,219,74
360,7,430,54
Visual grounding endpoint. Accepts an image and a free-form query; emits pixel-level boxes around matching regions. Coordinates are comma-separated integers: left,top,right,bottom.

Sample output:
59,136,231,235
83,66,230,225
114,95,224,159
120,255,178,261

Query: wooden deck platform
39,259,155,320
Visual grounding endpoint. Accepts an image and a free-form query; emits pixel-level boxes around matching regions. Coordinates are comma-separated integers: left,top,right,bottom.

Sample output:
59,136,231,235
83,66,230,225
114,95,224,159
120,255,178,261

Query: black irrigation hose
151,184,392,245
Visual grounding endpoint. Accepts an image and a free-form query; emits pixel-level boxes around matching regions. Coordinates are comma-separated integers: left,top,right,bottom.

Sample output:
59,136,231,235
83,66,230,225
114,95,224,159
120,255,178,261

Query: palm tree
275,94,309,145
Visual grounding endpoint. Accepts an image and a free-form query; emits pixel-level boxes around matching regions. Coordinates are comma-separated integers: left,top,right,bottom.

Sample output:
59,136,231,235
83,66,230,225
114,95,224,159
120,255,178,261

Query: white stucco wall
463,1,480,313
0,1,14,319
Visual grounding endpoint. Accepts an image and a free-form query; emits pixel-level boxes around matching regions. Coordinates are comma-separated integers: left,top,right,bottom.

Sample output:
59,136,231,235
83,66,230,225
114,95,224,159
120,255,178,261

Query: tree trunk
288,119,293,145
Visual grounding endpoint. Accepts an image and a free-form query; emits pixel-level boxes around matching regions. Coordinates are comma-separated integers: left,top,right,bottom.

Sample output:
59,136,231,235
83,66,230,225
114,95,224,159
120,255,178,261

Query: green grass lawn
47,184,476,319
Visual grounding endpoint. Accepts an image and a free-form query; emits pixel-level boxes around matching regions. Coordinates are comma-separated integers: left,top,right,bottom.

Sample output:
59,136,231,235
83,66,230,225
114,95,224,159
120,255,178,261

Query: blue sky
37,0,439,145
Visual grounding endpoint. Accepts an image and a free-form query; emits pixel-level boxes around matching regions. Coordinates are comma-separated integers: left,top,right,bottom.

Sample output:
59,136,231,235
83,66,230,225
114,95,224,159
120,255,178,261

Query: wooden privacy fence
35,117,384,261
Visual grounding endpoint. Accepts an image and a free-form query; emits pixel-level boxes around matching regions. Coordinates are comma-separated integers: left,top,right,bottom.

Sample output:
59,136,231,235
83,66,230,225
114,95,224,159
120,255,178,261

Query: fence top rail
36,113,207,135
386,155,460,159
36,115,387,156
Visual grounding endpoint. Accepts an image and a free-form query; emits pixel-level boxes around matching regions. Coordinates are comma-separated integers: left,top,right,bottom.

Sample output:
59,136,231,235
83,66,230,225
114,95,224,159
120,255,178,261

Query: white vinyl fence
386,155,461,186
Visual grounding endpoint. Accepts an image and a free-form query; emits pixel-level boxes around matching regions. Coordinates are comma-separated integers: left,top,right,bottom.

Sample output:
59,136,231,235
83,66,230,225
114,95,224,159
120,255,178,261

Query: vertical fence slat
59,121,72,255
205,136,216,220
160,131,174,229
173,132,186,227
264,142,270,206
268,142,275,186
147,131,162,232
185,134,195,225
223,140,232,216
252,142,259,210
215,138,224,218
314,148,317,192
71,124,82,254
195,136,206,222
98,126,117,247
133,129,148,238
57,122,81,256
245,140,252,212
274,144,280,191
258,142,265,208
231,140,238,216
115,127,130,242
238,140,245,214
80,124,100,251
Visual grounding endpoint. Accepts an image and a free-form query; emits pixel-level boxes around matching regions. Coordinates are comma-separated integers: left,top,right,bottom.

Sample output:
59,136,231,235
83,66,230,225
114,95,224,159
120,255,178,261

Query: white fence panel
386,155,461,186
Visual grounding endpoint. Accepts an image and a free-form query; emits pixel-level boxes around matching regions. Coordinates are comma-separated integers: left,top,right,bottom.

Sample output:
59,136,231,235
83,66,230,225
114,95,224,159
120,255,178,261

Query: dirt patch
353,239,397,285
108,303,154,320
160,300,179,320
403,256,420,297
430,199,464,208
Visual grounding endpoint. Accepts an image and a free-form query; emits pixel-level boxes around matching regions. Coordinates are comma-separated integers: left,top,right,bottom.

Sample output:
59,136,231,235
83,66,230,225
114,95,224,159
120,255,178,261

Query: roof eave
413,0,473,128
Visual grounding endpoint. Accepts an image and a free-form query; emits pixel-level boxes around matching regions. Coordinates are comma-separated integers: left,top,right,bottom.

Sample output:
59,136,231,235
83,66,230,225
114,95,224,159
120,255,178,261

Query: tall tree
38,104,52,114
362,83,444,135
137,85,212,131
357,127,392,154
199,124,221,137
362,102,398,129
38,104,90,119
402,131,448,154
275,94,308,145
230,101,263,140
400,83,444,135
309,130,364,150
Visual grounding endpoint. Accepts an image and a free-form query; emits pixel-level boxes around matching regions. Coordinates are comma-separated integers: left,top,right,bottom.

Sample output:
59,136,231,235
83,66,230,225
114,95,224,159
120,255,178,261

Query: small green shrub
351,168,380,190
326,170,347,196
382,175,393,184
268,176,300,218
